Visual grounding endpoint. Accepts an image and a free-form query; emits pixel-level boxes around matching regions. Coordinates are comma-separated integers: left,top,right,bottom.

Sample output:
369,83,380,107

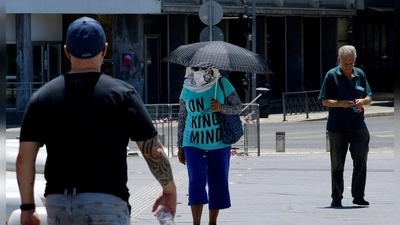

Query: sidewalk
5,147,394,225
127,151,394,225
259,100,394,124
125,100,394,224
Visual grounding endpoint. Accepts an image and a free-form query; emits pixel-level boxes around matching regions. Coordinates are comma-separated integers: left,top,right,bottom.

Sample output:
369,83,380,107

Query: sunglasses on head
192,67,208,71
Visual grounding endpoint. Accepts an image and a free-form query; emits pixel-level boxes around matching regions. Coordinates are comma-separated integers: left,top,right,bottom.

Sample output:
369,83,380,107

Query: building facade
6,0,394,126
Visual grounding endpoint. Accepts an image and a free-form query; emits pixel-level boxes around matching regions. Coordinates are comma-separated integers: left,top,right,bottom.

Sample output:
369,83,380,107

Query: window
6,44,17,77
6,44,17,108
360,24,394,69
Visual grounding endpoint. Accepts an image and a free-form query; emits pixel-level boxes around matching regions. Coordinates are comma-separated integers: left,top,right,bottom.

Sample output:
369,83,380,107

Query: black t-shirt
19,72,158,203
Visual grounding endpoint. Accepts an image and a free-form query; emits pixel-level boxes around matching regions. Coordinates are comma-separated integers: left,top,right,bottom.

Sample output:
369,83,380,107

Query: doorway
32,42,62,83
145,35,161,104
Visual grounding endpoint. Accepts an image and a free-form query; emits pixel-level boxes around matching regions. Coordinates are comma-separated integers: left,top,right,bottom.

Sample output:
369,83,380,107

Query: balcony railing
163,0,355,9
6,82,46,109
162,0,356,16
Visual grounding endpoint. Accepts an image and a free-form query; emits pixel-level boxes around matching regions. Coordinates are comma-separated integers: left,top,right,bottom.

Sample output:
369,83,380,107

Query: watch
20,204,36,210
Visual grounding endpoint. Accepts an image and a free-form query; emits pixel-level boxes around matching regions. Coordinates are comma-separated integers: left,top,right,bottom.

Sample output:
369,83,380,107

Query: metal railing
144,103,261,157
5,83,261,156
282,90,328,121
6,82,47,108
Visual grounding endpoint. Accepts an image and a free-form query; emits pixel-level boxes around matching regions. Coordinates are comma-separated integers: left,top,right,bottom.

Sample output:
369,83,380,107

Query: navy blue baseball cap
66,17,106,59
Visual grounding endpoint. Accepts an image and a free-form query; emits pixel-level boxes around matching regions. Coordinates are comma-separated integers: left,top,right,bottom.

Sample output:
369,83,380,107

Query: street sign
198,0,223,26
199,26,224,42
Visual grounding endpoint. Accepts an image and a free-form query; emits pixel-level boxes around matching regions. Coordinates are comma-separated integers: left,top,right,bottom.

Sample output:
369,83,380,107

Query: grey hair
338,45,357,59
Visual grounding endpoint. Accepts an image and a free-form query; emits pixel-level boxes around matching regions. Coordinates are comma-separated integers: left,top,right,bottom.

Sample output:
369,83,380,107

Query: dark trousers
328,128,370,200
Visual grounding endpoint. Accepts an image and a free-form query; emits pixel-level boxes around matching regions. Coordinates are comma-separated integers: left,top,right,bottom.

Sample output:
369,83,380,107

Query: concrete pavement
5,100,394,224
126,100,394,224
128,151,394,225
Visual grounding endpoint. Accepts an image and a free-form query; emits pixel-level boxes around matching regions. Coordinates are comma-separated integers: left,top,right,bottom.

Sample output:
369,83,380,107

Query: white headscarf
183,67,219,92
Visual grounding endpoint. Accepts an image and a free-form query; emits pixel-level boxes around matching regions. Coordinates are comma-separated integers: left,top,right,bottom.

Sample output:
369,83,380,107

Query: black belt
50,187,132,215
47,186,128,202
53,186,113,195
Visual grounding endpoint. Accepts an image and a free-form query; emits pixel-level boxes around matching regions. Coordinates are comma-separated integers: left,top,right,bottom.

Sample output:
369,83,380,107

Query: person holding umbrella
177,67,242,225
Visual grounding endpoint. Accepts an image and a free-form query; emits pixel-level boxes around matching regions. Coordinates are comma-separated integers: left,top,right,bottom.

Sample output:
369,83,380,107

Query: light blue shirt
180,77,235,150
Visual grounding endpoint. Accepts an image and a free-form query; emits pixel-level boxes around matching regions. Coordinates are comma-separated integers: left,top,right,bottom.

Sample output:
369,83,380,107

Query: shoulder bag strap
218,78,227,104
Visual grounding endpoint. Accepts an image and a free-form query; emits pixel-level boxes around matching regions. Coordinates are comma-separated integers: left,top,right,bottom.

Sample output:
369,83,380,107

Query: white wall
6,0,161,14
356,0,364,9
31,14,63,42
6,14,16,43
6,14,63,43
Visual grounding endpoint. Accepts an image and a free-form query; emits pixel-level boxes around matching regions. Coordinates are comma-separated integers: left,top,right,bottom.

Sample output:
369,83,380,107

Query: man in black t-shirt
16,16,177,225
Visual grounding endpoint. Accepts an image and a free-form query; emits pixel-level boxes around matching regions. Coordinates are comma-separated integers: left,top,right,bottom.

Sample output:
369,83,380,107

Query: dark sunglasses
192,67,208,71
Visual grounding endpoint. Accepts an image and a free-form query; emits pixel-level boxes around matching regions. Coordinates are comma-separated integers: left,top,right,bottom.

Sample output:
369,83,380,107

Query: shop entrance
32,42,62,83
145,35,162,104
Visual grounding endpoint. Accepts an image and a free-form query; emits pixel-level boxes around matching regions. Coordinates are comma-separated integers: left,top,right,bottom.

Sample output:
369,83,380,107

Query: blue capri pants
184,146,231,210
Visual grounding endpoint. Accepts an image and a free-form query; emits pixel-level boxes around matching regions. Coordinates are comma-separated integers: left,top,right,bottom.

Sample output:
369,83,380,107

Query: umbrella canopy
163,41,273,75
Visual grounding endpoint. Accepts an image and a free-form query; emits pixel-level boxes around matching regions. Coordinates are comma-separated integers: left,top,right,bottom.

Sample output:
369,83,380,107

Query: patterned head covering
183,67,219,92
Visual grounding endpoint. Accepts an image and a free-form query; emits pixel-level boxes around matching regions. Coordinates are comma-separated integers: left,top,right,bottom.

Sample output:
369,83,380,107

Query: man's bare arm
16,142,41,204
321,96,372,108
136,136,177,216
356,96,372,107
136,137,175,189
321,99,355,108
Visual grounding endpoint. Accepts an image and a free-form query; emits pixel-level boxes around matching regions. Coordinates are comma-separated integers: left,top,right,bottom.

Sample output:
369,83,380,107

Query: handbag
218,78,243,144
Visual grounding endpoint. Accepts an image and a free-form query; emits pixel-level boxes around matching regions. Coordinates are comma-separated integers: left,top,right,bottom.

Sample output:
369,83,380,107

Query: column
112,14,144,99
16,14,33,110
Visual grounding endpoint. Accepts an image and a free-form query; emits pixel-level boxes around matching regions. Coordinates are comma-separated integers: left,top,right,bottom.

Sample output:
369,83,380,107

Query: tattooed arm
136,136,177,216
137,136,175,186
16,141,42,225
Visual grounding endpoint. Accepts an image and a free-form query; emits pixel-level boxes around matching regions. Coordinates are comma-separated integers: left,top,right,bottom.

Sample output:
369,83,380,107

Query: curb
259,111,394,124
5,112,394,131
364,112,394,117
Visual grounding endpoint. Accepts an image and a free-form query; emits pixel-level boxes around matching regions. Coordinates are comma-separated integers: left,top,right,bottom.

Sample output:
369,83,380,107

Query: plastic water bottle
155,205,175,225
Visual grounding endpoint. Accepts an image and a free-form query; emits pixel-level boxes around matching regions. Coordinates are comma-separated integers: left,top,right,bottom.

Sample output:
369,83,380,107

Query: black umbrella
163,41,273,75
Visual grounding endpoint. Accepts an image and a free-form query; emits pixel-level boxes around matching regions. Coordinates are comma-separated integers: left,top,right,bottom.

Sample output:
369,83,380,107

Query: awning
367,7,394,12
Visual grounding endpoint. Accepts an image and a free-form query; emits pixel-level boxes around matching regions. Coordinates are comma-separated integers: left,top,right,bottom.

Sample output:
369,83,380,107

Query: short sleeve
318,73,332,100
221,77,236,96
124,90,158,141
361,71,372,98
19,93,45,146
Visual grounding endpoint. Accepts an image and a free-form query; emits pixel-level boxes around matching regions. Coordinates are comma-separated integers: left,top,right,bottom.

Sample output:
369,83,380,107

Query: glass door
32,42,61,83
144,35,161,104
48,43,62,81
6,43,61,110
32,44,45,83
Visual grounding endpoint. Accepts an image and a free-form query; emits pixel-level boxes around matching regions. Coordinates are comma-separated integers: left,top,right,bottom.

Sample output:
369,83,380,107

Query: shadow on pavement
321,206,369,209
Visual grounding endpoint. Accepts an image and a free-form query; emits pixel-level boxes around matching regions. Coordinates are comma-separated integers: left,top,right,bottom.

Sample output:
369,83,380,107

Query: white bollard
8,207,48,225
276,132,285,152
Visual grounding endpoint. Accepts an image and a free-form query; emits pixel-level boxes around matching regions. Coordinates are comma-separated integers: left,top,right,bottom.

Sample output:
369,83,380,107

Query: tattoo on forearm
141,137,173,186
